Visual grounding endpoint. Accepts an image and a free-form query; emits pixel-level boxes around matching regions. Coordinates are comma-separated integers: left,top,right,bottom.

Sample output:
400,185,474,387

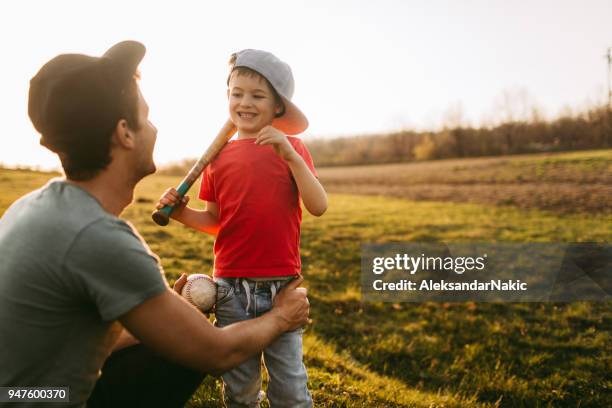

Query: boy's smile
228,73,281,138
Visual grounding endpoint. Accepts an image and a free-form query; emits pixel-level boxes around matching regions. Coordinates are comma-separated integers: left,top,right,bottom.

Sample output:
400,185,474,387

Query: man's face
130,87,157,179
228,73,280,135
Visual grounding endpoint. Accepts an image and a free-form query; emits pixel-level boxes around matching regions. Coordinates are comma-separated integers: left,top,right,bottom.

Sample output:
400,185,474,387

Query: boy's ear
226,89,230,99
275,102,285,117
112,119,135,149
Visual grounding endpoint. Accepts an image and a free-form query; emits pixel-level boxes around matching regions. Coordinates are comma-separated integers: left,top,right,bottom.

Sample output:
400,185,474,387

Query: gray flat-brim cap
233,49,308,135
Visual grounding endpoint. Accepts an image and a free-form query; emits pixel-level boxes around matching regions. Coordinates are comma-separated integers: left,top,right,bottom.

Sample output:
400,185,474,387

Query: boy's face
227,73,281,135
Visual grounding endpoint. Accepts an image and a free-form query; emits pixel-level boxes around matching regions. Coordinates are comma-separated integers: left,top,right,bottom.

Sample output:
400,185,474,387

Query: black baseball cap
28,41,145,153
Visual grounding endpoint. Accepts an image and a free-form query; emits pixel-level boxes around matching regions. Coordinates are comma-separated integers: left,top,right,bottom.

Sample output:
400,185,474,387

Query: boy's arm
155,190,220,235
255,126,328,217
286,155,327,216
174,205,220,235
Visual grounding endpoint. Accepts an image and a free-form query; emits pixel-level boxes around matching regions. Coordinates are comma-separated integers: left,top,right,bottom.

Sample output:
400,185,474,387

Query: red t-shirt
199,136,317,278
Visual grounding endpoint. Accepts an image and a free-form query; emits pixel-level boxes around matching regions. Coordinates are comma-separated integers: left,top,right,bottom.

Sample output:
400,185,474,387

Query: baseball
181,274,217,312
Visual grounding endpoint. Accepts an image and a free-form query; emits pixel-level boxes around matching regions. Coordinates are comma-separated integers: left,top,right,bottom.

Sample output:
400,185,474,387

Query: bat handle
151,180,192,226
152,205,173,226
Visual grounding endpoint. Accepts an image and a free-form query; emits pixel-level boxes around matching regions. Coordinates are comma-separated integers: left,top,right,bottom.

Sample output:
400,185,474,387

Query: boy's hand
156,187,190,219
255,126,299,162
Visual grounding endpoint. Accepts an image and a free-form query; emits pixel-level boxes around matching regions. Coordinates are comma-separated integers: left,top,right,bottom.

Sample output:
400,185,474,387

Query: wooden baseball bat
152,118,237,226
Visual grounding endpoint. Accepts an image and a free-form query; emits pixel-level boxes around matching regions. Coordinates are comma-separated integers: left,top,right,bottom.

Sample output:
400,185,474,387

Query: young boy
156,49,327,407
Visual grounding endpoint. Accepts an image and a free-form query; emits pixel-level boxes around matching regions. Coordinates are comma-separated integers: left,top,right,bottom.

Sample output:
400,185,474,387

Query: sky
1,0,610,170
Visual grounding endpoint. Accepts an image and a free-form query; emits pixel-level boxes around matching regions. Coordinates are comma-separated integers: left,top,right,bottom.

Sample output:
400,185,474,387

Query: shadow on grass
308,293,609,407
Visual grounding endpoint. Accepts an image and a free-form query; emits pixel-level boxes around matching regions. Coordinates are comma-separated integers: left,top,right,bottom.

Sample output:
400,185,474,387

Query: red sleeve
290,137,318,177
198,164,216,202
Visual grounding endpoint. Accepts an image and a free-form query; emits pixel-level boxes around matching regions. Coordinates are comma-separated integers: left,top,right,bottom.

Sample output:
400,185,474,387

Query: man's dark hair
41,75,141,181
29,41,147,181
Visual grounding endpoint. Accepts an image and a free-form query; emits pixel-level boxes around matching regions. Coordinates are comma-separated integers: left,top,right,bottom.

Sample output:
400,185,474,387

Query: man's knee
88,344,205,408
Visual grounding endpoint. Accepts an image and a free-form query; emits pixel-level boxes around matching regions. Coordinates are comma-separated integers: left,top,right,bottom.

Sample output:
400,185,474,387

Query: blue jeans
214,277,313,408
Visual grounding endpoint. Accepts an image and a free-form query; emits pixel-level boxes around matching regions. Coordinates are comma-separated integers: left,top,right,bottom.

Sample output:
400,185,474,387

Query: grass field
0,149,610,407
317,149,612,215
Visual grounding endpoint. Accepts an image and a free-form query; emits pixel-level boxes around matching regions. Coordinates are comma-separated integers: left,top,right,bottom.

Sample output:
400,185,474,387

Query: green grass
510,149,612,167
509,149,612,181
1,166,610,407
317,149,612,215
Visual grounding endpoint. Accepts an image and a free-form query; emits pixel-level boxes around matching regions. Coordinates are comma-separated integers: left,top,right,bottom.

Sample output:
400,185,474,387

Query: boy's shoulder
287,135,307,149
286,135,303,143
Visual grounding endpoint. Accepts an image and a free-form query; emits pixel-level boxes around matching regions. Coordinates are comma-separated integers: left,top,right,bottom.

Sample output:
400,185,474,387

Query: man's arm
112,327,140,352
119,275,308,375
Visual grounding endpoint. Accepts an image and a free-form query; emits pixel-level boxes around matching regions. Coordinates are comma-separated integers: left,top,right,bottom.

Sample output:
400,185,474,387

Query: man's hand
255,126,299,162
173,273,188,294
269,275,309,332
173,273,211,317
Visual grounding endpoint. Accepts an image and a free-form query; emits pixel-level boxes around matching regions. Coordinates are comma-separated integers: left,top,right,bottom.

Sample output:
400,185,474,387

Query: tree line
306,105,611,166
157,104,610,174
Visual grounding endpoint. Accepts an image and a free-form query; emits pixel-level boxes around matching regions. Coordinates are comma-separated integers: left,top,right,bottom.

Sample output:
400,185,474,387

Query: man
0,41,309,408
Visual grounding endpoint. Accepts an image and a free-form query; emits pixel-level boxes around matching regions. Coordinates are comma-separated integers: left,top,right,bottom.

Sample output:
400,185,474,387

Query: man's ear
112,119,135,149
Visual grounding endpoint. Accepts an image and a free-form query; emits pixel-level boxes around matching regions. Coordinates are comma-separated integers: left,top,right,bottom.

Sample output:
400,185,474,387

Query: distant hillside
306,105,611,167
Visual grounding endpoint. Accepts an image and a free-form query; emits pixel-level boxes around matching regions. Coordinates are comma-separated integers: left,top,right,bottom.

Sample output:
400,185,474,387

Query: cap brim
272,97,309,135
102,40,145,79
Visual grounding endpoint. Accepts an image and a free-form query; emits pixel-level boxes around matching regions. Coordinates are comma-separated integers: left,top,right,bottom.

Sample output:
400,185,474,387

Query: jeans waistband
225,277,293,316
218,276,295,283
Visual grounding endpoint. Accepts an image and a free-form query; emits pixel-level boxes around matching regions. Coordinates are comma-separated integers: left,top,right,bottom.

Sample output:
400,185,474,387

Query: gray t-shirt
0,179,168,407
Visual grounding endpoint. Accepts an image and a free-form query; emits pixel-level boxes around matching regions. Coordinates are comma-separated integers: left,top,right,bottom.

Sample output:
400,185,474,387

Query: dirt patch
317,151,612,214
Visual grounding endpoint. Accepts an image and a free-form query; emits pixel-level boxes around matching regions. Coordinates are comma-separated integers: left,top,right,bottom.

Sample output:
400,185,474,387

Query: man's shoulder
76,216,136,244
70,217,153,267
0,179,134,259
1,180,105,239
